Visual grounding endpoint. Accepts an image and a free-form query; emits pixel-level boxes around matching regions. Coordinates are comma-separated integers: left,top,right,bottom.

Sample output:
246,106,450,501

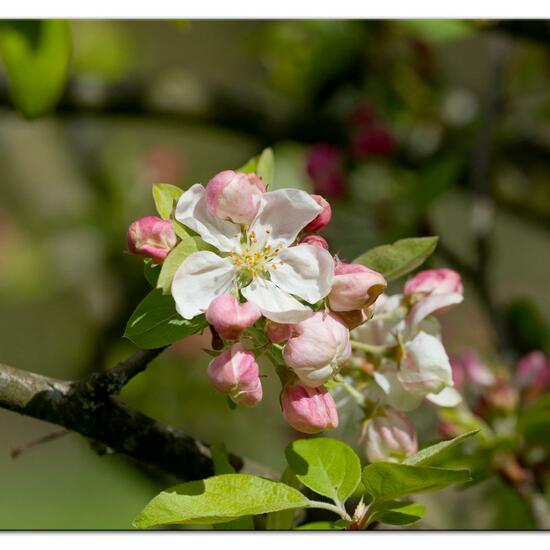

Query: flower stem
308,500,351,522
350,340,390,355
334,374,365,407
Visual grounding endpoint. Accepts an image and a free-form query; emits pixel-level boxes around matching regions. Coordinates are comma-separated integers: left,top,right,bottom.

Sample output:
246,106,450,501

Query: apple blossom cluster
126,166,465,463
348,267,465,463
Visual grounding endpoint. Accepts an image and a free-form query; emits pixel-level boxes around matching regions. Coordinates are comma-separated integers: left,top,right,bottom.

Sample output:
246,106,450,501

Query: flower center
230,228,285,283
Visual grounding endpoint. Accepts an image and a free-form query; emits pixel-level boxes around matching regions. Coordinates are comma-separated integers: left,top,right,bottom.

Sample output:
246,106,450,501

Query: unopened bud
127,216,177,263
306,144,346,199
265,319,292,344
404,268,463,297
303,195,332,232
283,312,351,387
205,170,266,225
281,382,338,434
299,234,329,250
207,343,262,407
328,259,386,312
206,294,261,341
516,350,550,393
360,408,418,462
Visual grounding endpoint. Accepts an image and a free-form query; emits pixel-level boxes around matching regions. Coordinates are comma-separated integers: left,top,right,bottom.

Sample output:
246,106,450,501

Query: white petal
175,184,242,253
249,189,322,248
406,292,463,338
426,387,462,407
271,243,334,303
241,277,313,323
172,251,236,319
372,367,424,412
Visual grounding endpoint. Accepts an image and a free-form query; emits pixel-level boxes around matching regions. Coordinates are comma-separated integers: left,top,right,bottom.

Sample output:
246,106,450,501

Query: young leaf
286,438,361,505
156,235,198,294
0,20,71,118
372,500,426,526
143,259,160,287
133,474,310,528
362,463,470,501
152,184,183,220
403,430,479,467
237,155,258,173
353,237,439,281
257,147,275,188
124,289,206,349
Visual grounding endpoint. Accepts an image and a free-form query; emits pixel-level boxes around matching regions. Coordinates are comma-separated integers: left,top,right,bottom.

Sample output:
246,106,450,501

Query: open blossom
206,294,261,340
451,349,495,390
283,312,351,387
207,343,262,407
281,382,338,433
172,184,334,322
360,408,418,462
303,195,332,233
205,170,266,225
328,260,386,312
127,216,177,263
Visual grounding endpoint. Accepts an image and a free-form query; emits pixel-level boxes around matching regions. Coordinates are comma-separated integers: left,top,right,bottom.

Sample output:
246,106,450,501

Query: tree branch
0,360,244,481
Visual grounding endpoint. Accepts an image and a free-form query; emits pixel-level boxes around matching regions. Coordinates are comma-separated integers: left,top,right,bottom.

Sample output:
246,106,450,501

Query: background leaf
353,236,439,281
156,235,198,294
124,289,206,349
266,467,302,530
152,184,183,220
133,474,310,528
362,463,470,500
403,430,479,467
0,20,71,118
285,438,361,504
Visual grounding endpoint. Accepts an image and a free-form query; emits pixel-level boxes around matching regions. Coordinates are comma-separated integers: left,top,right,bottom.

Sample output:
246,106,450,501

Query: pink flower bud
206,294,261,341
360,408,418,463
351,124,395,158
205,170,266,225
299,234,330,250
265,320,292,344
306,144,347,199
404,268,463,297
461,350,495,387
207,343,262,407
303,195,332,232
127,216,177,263
328,260,387,312
516,351,550,393
337,307,373,330
283,312,351,387
281,382,338,434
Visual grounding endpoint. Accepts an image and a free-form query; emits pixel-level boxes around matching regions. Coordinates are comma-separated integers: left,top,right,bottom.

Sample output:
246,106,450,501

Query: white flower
171,184,334,323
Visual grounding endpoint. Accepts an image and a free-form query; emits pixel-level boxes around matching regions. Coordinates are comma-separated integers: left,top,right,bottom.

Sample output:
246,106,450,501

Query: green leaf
295,521,346,530
353,236,439,281
266,467,302,530
0,20,71,118
156,235,198,294
124,289,206,349
286,438,361,505
257,148,275,188
403,430,479,467
237,155,258,173
397,20,473,43
362,463,470,501
133,474,310,528
143,259,160,287
372,500,426,526
152,184,183,220
210,445,254,530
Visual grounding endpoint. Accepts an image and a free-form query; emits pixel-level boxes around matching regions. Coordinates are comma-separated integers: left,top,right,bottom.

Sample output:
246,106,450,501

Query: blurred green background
0,20,549,529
